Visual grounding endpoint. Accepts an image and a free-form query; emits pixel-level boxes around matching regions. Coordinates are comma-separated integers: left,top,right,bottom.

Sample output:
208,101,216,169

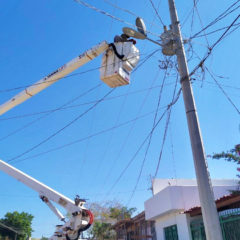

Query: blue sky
0,0,240,238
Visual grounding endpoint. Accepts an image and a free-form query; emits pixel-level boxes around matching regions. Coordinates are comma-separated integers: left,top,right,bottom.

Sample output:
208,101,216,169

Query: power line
90,50,163,194
0,49,159,143
0,66,101,94
190,0,240,39
125,58,176,204
126,76,180,206
7,88,115,163
191,22,240,39
154,77,180,178
0,51,152,94
193,2,210,48
6,47,161,164
0,83,176,121
148,0,165,26
181,0,199,28
126,67,169,206
0,84,102,142
98,64,163,194
74,0,160,37
132,49,160,73
189,14,240,79
103,0,161,30
105,87,181,199
205,67,240,115
105,108,168,199
88,83,131,187
11,107,169,164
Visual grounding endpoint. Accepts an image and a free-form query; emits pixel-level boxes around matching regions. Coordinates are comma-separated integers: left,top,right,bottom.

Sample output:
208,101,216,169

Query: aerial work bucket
100,41,140,88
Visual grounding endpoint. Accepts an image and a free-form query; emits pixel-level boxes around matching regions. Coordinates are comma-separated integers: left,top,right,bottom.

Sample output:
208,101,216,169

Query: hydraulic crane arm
0,160,93,240
0,41,109,116
0,160,80,213
0,37,140,239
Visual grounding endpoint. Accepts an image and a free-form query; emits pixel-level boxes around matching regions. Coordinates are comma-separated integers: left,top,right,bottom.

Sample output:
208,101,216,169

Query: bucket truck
0,37,139,116
0,159,93,240
0,36,140,239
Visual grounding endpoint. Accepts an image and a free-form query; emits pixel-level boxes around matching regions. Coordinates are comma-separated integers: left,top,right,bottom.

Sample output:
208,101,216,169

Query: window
164,224,179,240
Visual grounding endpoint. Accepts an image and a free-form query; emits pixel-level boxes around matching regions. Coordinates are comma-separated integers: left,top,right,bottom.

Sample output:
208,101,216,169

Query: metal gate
191,209,240,240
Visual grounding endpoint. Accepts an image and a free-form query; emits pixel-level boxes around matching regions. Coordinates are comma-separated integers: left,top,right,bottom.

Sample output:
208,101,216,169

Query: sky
0,0,240,238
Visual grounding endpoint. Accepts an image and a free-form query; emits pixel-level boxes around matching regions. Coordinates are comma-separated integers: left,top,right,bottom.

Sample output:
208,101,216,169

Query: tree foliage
212,144,240,163
85,201,136,240
40,237,49,240
109,206,137,220
90,222,115,240
0,211,34,240
212,144,240,194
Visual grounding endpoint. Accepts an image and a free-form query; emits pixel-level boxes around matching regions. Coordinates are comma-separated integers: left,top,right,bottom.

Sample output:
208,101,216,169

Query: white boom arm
0,41,109,116
0,160,94,240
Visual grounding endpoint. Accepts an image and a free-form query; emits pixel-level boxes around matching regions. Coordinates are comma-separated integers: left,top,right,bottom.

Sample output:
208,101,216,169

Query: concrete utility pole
168,0,223,239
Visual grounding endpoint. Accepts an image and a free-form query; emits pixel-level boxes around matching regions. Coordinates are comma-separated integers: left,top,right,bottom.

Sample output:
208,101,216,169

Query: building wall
145,184,238,220
152,179,238,195
153,212,192,240
145,179,238,240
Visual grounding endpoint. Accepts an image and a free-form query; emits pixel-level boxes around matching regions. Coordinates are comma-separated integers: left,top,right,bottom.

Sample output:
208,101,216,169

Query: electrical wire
193,2,210,48
74,0,161,38
104,108,168,199
104,87,181,200
91,50,162,194
98,67,162,193
181,0,199,28
126,57,176,204
0,83,176,121
0,49,159,144
132,49,160,73
169,121,177,179
154,80,180,178
89,84,131,186
82,49,162,183
191,22,240,39
0,84,102,142
190,0,240,39
103,0,161,30
125,67,169,206
7,88,115,163
205,67,240,115
189,14,240,79
148,0,165,26
11,107,168,164
0,51,152,94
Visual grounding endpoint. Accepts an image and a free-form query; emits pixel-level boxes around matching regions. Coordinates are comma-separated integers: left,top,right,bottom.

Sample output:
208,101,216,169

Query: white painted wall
152,179,238,195
145,179,238,240
145,185,237,220
154,212,192,240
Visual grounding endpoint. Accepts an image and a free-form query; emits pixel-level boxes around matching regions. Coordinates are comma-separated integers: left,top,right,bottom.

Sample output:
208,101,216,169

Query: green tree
212,144,240,194
109,206,136,220
90,222,115,240
0,211,34,240
84,201,136,239
40,237,49,240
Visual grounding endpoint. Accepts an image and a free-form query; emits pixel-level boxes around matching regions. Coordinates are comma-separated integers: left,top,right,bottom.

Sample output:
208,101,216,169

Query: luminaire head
122,27,146,39
136,17,147,36
122,17,147,40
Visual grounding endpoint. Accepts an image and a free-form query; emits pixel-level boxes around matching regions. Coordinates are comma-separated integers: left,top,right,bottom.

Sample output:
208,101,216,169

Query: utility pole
168,0,223,239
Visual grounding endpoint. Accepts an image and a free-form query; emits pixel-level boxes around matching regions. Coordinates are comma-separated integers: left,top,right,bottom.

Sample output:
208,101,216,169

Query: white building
144,179,238,240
